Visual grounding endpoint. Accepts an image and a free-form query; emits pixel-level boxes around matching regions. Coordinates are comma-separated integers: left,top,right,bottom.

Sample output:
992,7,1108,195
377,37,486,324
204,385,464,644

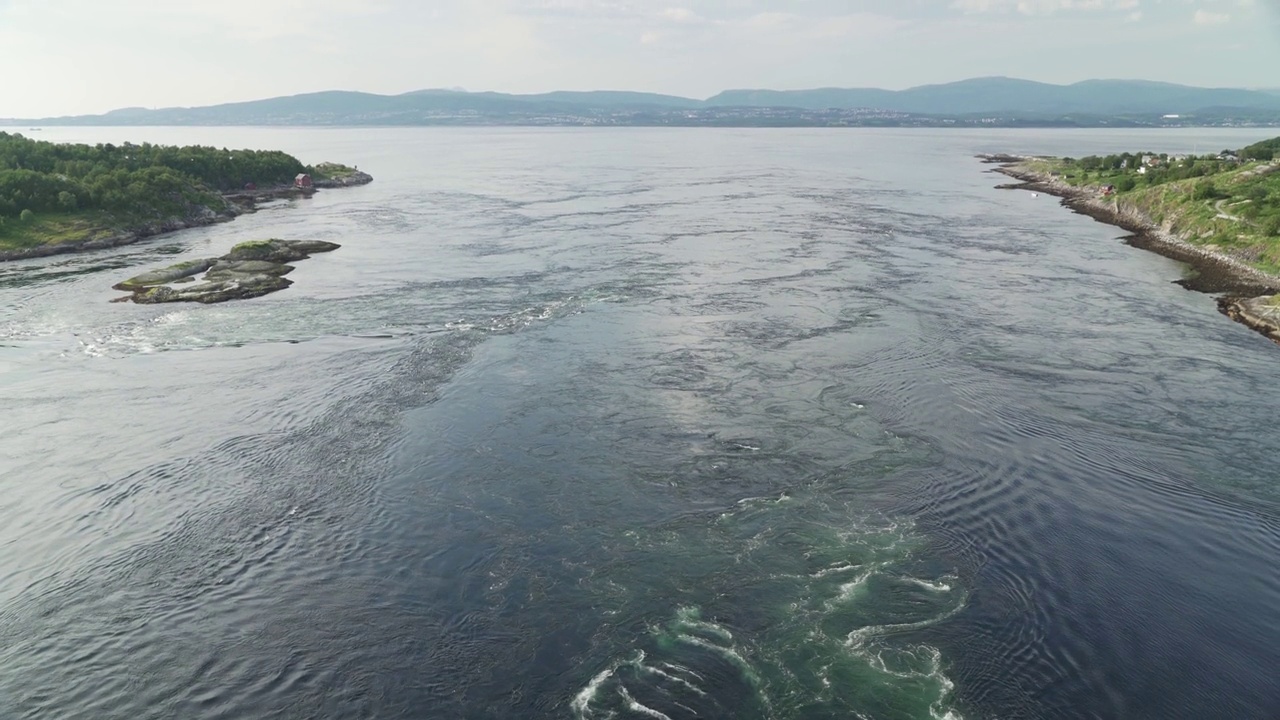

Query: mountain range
7,78,1280,128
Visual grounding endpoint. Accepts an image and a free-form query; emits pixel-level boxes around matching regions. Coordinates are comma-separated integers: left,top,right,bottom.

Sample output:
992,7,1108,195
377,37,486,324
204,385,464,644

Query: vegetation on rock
307,162,360,181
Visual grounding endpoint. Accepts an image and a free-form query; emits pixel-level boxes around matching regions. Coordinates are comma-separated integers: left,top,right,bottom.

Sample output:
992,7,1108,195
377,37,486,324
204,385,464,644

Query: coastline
0,170,373,263
981,155,1280,343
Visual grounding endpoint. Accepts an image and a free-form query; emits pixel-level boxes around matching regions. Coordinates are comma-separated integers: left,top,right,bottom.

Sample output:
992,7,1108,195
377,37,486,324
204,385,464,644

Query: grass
308,162,360,181
230,240,276,252
226,239,286,261
0,187,232,253
0,211,126,251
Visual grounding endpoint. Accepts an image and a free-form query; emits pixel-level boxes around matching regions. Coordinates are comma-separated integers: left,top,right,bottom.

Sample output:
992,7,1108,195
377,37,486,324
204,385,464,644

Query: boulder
112,258,217,291
223,239,339,263
204,260,295,280
313,170,374,188
113,238,339,304
134,275,293,304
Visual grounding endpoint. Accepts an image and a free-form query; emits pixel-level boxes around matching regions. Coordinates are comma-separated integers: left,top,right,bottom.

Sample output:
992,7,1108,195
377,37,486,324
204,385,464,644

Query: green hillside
1032,136,1280,271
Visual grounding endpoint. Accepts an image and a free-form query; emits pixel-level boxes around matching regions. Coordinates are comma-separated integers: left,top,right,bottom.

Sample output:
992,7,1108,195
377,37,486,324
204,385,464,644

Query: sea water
0,126,1278,719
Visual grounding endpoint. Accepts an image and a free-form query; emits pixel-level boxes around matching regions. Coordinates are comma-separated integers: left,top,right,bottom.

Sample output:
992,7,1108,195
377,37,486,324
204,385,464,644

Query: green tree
1264,216,1280,238
1193,181,1218,201
19,208,34,221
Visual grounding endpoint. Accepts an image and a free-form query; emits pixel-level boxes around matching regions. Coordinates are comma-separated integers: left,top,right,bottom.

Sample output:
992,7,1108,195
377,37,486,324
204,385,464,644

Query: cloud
1193,9,1231,24
951,0,1139,14
658,7,699,23
1,0,392,40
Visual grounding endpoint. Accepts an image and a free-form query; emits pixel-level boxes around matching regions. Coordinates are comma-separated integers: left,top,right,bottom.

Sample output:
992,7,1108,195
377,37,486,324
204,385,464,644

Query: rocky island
983,136,1280,343
0,132,371,262
112,239,340,304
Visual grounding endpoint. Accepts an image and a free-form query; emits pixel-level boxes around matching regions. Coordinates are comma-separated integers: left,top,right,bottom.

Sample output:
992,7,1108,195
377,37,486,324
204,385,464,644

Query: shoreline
0,170,373,263
981,155,1280,344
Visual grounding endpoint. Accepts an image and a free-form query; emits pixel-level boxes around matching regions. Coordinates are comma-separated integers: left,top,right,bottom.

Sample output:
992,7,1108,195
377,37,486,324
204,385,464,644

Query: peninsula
985,136,1280,342
0,132,372,261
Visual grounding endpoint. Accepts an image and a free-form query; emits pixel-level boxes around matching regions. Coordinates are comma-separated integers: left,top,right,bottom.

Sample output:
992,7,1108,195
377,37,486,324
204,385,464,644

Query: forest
0,132,306,222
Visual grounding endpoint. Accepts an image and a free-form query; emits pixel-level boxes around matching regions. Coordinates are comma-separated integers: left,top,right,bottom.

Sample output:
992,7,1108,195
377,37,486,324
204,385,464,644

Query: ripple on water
0,275,662,719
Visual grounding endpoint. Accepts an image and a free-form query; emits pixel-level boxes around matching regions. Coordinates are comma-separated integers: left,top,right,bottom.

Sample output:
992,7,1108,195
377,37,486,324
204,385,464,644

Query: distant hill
705,78,1280,115
6,78,1280,127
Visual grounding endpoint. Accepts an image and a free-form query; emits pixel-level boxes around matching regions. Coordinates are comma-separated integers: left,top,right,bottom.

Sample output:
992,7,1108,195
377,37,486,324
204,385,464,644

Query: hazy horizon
2,0,1278,117
11,75,1280,121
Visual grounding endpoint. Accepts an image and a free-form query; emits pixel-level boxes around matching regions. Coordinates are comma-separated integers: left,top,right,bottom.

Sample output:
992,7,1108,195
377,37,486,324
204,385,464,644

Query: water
1,127,1279,719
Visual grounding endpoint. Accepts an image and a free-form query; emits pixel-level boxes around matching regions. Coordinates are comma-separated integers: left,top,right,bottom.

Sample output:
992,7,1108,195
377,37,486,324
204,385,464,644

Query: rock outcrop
112,258,218,291
309,163,374,189
114,239,340,304
1221,296,1280,344
314,170,374,188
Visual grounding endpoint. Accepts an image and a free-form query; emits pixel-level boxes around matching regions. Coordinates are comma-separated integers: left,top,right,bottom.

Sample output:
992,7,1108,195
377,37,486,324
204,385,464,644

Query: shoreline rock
1220,296,1280,343
114,239,340,304
981,155,1280,344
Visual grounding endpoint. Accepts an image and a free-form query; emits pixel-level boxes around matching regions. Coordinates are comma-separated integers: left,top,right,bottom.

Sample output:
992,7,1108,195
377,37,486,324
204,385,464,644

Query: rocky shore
0,169,372,263
980,154,1280,344
314,169,374,188
112,239,341,304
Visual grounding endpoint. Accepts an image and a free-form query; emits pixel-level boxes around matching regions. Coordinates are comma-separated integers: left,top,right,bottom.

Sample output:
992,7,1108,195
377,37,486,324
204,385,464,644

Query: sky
1,0,1277,117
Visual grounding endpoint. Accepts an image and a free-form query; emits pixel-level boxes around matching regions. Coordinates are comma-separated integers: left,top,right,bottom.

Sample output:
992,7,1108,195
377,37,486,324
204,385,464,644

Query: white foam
617,686,675,720
571,663,618,718
823,567,876,610
900,575,955,593
675,607,733,641
676,633,754,678
845,601,965,648
152,310,189,325
811,562,863,578
839,596,967,720
639,664,706,696
657,662,703,682
733,492,791,507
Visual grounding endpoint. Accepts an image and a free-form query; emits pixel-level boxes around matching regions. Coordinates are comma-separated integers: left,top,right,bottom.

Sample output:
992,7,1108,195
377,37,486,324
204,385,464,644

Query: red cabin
294,173,313,189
